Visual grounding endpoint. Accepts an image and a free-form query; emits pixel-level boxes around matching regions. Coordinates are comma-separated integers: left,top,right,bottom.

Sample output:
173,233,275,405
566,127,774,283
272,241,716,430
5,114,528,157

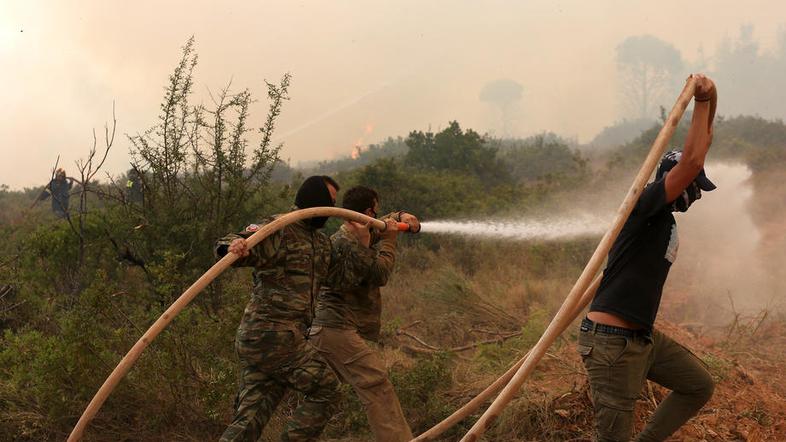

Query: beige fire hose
412,273,602,441
68,207,390,442
456,76,699,442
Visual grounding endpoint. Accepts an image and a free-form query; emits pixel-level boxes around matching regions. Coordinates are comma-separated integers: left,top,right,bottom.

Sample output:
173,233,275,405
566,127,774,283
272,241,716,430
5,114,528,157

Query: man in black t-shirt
578,74,718,442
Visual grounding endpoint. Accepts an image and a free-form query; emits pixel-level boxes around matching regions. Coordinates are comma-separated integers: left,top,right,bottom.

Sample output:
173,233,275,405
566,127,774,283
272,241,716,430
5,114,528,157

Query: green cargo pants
309,326,413,442
578,324,714,442
220,328,339,442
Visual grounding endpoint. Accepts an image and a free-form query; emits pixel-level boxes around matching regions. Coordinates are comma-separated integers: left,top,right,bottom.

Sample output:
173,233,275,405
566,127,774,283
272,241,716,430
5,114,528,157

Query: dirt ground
479,310,786,441
389,288,786,441
259,308,785,442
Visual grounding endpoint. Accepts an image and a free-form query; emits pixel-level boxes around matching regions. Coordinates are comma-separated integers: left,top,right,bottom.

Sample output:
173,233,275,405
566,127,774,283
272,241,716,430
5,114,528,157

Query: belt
581,318,651,339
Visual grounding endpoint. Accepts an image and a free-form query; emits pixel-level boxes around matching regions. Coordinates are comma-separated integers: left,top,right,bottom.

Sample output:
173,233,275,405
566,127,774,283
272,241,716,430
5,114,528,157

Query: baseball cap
656,150,716,191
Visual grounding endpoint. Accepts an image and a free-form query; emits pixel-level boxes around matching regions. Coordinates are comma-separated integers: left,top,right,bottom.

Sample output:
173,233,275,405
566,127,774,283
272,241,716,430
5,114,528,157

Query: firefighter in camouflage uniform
216,176,341,442
310,186,420,442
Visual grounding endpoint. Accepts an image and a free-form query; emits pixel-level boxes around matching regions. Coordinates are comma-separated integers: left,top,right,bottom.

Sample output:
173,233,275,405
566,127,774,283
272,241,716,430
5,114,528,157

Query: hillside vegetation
2,44,785,441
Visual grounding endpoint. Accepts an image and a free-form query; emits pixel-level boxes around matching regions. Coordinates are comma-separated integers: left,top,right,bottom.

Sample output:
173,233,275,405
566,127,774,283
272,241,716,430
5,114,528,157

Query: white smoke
422,162,774,313
672,162,772,313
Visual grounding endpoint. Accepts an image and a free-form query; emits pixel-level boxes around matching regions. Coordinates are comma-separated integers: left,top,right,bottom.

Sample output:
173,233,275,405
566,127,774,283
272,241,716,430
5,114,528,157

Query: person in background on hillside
38,168,75,218
578,74,718,442
215,175,341,442
309,186,420,442
125,166,144,204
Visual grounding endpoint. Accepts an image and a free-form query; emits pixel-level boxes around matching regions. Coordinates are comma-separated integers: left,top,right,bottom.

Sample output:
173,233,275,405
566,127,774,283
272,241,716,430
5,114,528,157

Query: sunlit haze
1,0,784,189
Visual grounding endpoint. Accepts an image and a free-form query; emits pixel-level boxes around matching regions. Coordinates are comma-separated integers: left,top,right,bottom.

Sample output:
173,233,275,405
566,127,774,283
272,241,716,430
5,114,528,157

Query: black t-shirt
590,178,677,328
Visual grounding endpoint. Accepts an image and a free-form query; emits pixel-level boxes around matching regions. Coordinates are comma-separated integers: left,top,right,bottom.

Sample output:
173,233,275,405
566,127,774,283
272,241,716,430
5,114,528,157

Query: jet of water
420,213,609,241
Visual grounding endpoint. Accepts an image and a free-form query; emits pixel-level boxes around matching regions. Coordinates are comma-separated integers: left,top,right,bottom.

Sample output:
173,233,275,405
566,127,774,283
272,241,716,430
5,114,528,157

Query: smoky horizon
2,1,786,189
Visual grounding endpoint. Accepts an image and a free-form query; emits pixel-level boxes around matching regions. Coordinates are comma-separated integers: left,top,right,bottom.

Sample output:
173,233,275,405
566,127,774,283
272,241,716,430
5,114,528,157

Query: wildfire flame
350,123,375,160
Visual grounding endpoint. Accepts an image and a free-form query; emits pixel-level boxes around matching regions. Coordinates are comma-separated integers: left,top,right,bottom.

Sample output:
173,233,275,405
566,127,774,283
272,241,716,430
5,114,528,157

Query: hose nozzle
376,221,416,232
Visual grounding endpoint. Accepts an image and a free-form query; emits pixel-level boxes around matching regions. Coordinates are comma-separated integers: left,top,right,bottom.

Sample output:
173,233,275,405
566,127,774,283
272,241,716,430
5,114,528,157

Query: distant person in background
578,74,718,441
38,168,75,218
310,186,420,442
125,167,144,204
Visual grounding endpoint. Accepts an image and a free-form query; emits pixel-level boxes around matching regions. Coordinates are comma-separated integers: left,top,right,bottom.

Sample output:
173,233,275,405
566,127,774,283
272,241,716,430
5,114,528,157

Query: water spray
418,214,609,241
453,74,700,442
70,77,702,441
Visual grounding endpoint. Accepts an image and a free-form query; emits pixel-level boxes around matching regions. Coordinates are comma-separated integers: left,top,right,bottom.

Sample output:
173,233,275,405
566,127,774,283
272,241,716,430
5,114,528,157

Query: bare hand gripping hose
454,77,698,442
68,207,389,441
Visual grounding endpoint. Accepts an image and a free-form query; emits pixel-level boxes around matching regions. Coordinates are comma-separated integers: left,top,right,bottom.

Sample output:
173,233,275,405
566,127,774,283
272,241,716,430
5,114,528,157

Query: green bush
473,307,549,373
390,353,455,433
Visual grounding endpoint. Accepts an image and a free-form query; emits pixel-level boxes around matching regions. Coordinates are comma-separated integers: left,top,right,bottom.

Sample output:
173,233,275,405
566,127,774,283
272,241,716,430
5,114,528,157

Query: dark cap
656,150,716,191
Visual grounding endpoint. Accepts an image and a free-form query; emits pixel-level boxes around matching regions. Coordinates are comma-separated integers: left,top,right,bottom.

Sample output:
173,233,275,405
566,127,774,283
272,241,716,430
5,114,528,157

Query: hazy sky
1,1,784,189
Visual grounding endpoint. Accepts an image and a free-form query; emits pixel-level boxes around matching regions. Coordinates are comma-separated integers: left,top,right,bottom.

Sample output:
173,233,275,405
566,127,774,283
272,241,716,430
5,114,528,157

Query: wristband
694,96,712,102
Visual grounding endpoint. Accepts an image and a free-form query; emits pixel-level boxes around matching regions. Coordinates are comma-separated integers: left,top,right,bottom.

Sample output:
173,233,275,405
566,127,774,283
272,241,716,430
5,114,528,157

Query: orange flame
350,123,374,160
351,123,374,160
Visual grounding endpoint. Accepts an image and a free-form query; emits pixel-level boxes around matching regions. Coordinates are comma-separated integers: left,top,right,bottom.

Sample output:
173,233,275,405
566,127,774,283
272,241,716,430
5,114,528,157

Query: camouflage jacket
215,215,332,335
313,213,400,342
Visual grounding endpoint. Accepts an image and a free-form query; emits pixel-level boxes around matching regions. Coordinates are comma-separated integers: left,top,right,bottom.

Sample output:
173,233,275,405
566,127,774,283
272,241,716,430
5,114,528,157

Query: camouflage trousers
309,326,412,442
578,324,714,442
220,326,339,442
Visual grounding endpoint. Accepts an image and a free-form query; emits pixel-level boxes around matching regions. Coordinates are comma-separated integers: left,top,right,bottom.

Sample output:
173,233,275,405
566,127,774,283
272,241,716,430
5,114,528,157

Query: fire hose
412,273,602,441
70,78,699,441
68,208,408,441
442,76,699,442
